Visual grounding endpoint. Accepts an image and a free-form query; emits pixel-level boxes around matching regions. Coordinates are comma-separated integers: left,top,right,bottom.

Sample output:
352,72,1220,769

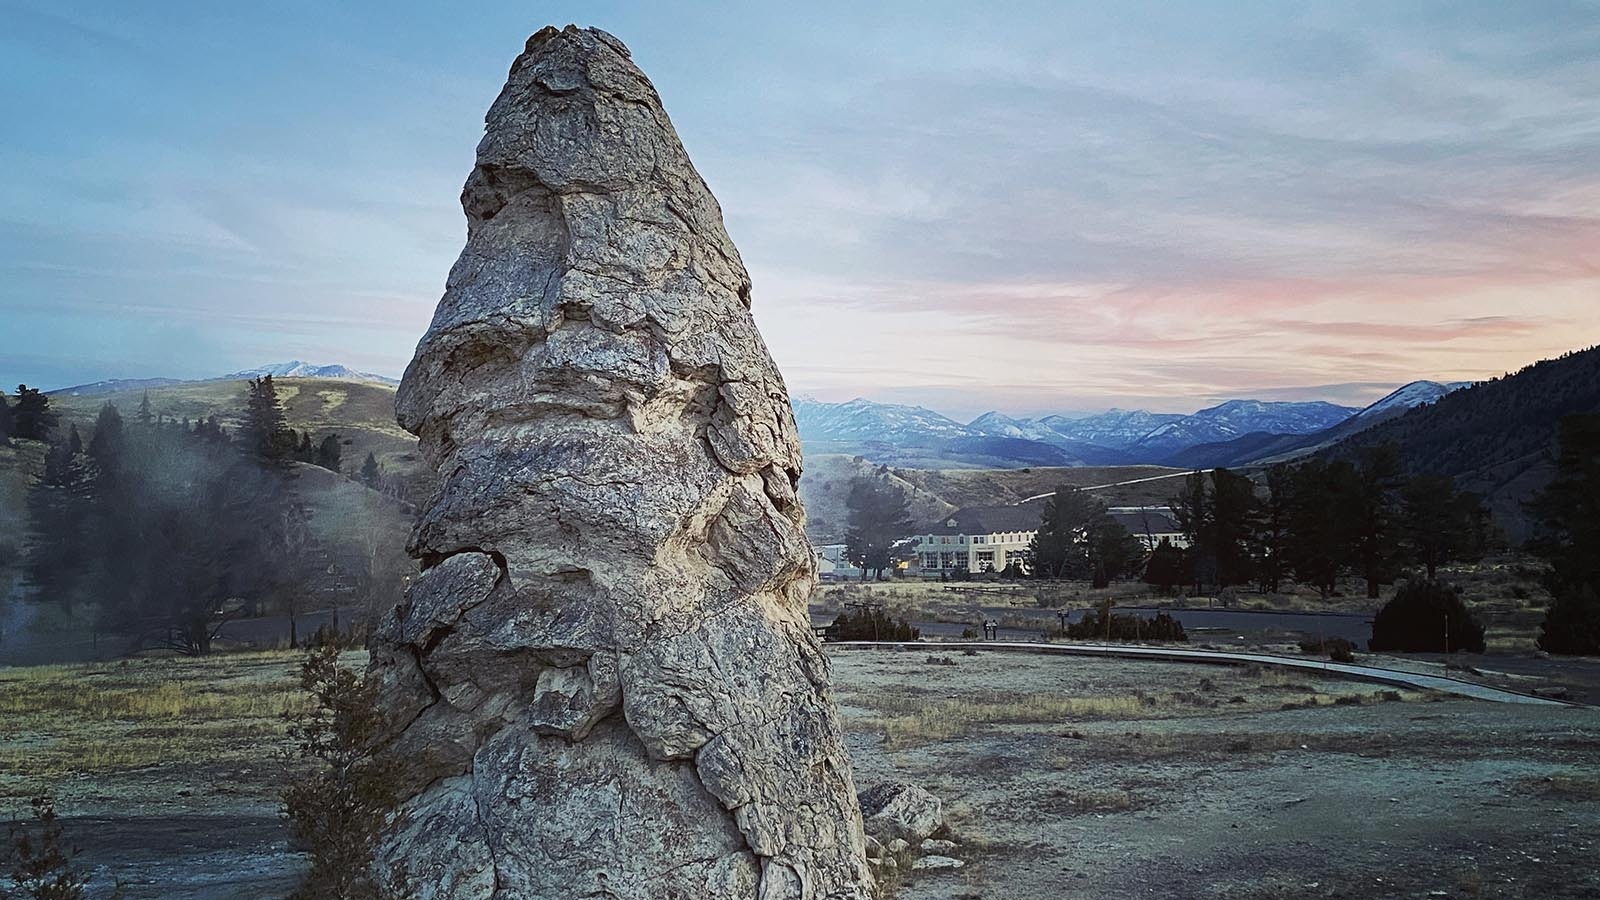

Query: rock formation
369,25,873,900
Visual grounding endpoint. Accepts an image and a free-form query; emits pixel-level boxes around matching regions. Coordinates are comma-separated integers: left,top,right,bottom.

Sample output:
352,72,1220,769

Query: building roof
923,504,1045,536
1108,507,1183,536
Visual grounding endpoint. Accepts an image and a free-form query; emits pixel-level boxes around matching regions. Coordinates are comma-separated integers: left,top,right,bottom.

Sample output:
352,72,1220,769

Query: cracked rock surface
369,24,872,900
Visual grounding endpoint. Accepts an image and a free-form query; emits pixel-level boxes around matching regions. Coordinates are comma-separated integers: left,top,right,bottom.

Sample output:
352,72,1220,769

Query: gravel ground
834,649,1600,900
4,649,1595,899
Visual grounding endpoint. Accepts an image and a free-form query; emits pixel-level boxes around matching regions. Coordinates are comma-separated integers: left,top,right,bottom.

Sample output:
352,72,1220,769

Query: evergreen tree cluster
17,377,396,656
1026,487,1144,587
242,375,344,472
1168,453,1488,599
1527,415,1600,655
6,385,58,443
844,471,913,580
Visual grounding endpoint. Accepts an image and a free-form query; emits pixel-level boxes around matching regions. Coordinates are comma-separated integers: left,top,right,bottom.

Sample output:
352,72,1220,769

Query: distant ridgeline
1317,345,1600,541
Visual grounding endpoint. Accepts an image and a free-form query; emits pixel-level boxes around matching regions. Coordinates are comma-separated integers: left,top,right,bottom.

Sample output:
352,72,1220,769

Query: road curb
828,640,1586,707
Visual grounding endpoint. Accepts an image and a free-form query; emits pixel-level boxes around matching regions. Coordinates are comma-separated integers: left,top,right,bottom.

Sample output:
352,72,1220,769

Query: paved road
830,640,1576,706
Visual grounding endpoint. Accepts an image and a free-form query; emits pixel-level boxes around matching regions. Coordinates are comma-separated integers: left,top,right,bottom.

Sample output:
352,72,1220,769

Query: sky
2,1,1598,420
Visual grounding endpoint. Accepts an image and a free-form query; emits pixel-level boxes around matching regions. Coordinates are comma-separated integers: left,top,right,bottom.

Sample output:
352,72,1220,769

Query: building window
940,552,958,569
973,535,986,545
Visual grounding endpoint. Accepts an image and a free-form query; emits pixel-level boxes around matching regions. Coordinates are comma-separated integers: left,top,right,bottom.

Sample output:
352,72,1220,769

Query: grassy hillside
894,465,1189,511
49,378,434,502
1320,346,1600,541
799,454,957,542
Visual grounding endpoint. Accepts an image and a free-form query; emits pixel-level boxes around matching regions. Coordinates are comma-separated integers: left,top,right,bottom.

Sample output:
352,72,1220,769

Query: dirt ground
838,649,1600,900
2,649,1596,899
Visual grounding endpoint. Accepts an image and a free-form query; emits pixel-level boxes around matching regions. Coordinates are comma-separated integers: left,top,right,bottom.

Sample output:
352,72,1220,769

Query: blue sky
3,1,1598,417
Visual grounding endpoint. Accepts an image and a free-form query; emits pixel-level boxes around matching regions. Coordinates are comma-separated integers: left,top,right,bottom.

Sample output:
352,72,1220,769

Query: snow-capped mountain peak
225,361,400,385
1354,380,1470,420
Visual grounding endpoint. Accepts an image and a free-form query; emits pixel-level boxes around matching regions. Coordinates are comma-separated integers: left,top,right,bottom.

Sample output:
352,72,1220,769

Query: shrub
6,795,87,900
1368,579,1485,653
1537,582,1600,656
282,645,404,900
1063,602,1187,642
828,607,919,642
1298,636,1356,663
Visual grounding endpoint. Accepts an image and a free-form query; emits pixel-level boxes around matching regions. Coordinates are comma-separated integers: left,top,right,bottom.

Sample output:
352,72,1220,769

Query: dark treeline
11,376,408,656
1163,448,1489,600
1527,415,1600,654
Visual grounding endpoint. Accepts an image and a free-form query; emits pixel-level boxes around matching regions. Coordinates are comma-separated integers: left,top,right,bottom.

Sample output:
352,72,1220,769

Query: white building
909,504,1189,576
910,505,1042,575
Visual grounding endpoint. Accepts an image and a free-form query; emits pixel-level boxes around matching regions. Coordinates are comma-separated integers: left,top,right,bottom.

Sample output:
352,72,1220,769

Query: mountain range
793,393,1421,469
51,361,400,396
1162,381,1471,469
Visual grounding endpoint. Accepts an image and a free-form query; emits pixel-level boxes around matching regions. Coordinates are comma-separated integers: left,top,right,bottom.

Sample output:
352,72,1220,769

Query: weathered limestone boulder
368,24,872,900
859,782,945,844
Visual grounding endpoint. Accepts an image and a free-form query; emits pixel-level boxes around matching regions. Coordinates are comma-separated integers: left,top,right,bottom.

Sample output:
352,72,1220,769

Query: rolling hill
45,377,435,504
1317,348,1600,541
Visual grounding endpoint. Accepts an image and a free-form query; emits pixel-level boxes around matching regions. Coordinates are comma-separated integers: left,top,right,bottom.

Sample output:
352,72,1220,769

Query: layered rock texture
370,25,872,900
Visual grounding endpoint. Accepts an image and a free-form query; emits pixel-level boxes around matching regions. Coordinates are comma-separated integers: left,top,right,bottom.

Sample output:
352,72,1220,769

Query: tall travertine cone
371,25,873,900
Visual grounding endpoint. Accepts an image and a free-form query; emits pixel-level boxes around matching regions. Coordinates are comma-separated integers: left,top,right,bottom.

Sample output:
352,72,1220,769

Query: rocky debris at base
859,781,945,843
858,783,966,877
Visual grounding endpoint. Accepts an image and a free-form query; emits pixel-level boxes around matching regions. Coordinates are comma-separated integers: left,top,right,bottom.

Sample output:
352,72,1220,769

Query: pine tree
1399,475,1488,579
0,388,13,444
1252,465,1293,592
1281,459,1358,597
1143,538,1189,595
11,385,58,441
1350,446,1405,598
1171,471,1212,590
67,423,83,456
25,435,97,613
844,474,913,580
136,391,153,426
315,434,342,473
359,452,381,489
1027,487,1103,578
1210,468,1259,587
243,376,294,459
1529,414,1600,654
1085,520,1145,588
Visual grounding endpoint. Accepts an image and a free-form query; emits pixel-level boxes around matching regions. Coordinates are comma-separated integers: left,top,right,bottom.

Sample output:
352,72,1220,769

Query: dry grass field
1,648,1596,898
0,652,317,802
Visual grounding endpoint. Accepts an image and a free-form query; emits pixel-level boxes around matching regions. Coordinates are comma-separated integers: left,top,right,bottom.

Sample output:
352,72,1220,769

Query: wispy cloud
3,1,1598,415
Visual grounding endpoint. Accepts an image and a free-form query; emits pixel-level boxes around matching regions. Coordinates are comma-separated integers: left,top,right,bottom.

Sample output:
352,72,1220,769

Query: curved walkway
830,640,1580,706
